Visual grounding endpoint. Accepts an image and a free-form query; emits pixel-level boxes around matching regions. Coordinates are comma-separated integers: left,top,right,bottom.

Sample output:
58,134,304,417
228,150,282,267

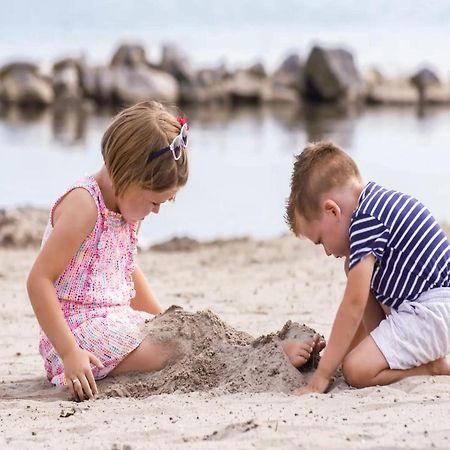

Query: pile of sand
98,306,325,399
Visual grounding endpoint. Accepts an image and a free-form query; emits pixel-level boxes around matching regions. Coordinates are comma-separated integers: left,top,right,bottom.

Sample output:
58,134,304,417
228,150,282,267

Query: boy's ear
323,199,341,219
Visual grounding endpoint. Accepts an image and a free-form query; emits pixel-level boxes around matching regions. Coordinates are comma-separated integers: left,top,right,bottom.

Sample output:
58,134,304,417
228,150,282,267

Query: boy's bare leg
347,292,386,353
342,335,450,388
110,338,178,375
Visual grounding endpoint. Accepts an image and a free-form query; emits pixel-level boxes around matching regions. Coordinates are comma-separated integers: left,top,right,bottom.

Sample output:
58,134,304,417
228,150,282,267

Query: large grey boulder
222,64,269,105
114,66,179,104
160,44,195,84
304,46,363,102
410,68,440,91
83,65,179,104
274,53,305,93
179,65,229,104
52,57,86,101
82,66,116,104
410,68,441,107
0,63,54,106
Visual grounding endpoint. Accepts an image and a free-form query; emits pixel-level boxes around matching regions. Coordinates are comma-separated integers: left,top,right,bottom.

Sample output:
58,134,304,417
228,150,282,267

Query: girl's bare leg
110,338,178,375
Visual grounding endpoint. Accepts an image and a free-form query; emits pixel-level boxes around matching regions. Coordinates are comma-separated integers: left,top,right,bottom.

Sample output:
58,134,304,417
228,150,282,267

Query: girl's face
116,184,178,223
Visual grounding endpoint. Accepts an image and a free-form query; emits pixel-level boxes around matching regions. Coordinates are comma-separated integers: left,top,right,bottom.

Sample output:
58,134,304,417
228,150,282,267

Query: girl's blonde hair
101,101,189,196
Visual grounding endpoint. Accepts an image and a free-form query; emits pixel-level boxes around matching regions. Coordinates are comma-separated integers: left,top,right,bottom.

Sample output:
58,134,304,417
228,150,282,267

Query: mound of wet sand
98,306,325,399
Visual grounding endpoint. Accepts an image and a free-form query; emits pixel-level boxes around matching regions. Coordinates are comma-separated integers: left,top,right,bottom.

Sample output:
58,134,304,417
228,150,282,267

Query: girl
27,101,189,401
27,100,321,401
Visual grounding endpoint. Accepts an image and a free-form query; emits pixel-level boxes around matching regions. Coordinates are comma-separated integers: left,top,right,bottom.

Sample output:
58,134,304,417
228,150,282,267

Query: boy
286,141,450,394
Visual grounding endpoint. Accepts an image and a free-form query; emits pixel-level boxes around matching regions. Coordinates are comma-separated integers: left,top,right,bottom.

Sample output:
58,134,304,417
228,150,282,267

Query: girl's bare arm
130,264,163,314
27,189,102,400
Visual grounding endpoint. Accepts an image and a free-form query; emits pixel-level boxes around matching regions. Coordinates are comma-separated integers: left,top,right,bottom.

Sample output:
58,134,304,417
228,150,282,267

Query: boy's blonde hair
285,141,361,232
101,101,189,196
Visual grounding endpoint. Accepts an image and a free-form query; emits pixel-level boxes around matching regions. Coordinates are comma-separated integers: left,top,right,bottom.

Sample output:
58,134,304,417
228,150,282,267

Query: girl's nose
152,204,160,214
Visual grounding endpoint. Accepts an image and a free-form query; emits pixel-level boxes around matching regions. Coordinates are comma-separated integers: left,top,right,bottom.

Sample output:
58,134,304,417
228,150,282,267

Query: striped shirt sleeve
349,213,390,270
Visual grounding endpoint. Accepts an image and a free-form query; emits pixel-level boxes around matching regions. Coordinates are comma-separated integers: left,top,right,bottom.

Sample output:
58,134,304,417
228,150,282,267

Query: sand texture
1,235,450,449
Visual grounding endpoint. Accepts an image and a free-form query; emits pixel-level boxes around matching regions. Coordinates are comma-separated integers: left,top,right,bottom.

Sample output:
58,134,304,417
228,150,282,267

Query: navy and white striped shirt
349,181,450,309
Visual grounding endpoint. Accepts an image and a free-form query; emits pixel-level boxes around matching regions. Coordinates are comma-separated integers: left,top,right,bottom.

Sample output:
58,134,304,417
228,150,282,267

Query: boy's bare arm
130,264,163,314
297,254,375,394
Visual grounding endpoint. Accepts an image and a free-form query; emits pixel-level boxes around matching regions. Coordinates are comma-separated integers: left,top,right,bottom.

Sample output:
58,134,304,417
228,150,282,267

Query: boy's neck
94,166,120,213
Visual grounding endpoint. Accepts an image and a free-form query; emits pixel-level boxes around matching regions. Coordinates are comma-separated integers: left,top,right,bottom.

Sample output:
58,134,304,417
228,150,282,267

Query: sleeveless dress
38,175,153,385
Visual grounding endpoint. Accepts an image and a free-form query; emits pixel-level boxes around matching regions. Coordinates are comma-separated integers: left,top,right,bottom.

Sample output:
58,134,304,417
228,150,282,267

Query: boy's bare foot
428,357,450,376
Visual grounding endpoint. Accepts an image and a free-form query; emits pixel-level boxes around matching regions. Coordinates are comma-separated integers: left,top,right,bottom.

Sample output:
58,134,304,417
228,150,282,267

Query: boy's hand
294,370,330,395
63,347,104,401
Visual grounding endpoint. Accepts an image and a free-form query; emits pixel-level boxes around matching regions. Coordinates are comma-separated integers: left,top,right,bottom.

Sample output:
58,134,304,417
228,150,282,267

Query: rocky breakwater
2,42,448,111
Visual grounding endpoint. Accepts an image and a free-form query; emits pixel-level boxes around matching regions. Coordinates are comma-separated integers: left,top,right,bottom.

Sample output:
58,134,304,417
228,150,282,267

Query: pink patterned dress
39,175,153,385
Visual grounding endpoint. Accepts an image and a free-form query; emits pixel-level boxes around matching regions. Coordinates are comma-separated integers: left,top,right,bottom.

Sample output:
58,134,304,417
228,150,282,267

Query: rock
0,208,48,248
114,66,179,104
365,76,418,105
261,78,300,104
274,53,305,93
424,84,450,104
179,66,228,104
52,57,85,101
82,66,116,104
82,64,178,105
410,68,440,90
304,46,363,102
279,53,303,73
160,44,195,84
0,63,54,106
410,68,441,106
110,43,148,68
247,62,267,79
223,70,264,105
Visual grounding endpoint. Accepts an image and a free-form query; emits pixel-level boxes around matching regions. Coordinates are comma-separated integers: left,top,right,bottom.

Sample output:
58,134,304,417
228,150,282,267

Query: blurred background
1,0,450,246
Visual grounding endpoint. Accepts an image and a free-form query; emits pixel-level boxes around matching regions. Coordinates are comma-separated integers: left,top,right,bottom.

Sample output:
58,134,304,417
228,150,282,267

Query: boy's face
294,205,350,258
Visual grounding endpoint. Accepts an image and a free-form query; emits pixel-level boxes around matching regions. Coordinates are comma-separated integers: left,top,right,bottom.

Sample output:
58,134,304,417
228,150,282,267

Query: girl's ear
323,199,341,219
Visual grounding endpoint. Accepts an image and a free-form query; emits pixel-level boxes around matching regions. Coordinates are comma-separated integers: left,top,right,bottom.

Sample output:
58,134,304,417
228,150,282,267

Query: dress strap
49,175,102,227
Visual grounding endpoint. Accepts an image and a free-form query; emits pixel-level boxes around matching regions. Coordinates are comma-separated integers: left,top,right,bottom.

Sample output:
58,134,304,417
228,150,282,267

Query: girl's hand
282,334,326,368
63,347,104,401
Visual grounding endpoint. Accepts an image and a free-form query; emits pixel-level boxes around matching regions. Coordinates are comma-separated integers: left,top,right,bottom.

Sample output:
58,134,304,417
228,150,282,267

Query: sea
1,0,450,244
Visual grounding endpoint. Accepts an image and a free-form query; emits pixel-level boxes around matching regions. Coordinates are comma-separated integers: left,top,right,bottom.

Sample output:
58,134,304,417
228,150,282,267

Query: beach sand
1,235,449,449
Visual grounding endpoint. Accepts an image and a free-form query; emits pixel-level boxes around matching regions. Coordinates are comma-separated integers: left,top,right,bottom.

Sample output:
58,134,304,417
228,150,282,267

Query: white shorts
371,287,450,370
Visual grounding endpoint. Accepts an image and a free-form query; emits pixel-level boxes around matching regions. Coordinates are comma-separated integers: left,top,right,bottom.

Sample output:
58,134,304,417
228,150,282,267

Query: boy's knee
342,354,371,388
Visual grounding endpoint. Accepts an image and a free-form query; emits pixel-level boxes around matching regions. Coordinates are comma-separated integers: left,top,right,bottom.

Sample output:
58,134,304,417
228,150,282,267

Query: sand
1,233,450,449
98,307,322,399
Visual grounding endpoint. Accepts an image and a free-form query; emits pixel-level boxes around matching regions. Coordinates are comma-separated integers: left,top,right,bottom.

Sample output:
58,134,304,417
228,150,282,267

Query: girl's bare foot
282,334,326,368
312,334,326,354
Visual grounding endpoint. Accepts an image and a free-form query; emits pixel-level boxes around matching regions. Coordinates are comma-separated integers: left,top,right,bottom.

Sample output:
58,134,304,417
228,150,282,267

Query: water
1,1,450,243
1,0,450,76
1,104,450,245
